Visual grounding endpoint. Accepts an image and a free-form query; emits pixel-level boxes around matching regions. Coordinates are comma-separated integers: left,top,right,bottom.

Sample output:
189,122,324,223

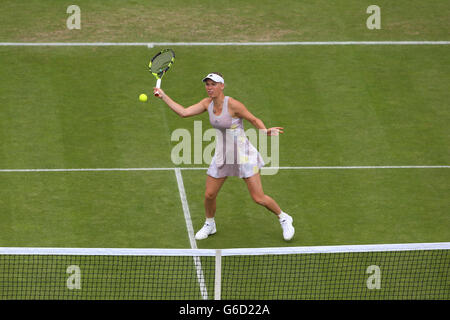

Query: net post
214,249,222,300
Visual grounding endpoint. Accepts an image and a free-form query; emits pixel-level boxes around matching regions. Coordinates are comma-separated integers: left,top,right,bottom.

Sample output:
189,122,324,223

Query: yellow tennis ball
139,93,148,102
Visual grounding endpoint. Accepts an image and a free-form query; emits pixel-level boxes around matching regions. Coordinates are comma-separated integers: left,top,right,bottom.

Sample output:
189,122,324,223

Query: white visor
202,73,224,84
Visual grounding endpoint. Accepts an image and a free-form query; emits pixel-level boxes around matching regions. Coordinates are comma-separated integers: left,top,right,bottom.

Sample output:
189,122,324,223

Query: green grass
0,45,448,247
0,171,189,248
1,46,448,170
0,0,449,42
184,168,450,249
0,0,448,300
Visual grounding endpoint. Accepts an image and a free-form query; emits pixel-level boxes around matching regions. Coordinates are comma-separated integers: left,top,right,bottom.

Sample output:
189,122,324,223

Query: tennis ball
139,93,148,102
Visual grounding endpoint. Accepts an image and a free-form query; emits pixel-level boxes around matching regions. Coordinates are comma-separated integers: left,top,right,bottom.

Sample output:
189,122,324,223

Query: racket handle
154,79,162,97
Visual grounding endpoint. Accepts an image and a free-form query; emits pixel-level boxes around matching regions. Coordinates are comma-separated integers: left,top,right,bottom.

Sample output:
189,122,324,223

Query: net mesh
221,250,449,299
0,255,215,300
0,245,448,300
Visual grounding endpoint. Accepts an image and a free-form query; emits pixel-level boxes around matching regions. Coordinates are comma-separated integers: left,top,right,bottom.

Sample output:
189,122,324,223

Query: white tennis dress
206,96,265,178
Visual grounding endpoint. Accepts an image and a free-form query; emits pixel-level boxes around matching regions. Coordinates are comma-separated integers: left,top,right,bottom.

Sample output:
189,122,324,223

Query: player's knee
205,190,217,201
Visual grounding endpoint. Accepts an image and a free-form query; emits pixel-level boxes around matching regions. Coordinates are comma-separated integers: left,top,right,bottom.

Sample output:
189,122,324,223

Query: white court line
0,41,449,47
148,41,450,47
174,168,197,248
0,166,449,173
0,167,177,172
174,168,208,300
272,165,450,170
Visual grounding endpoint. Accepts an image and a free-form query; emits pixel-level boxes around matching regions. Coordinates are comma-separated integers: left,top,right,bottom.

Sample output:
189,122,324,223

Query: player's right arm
154,87,208,118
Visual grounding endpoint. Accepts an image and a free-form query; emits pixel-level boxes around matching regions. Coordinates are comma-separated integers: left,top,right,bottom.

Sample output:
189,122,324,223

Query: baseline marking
0,166,448,173
0,41,449,47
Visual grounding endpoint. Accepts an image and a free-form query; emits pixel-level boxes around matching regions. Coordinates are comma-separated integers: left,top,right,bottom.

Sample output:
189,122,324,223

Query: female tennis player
153,73,294,241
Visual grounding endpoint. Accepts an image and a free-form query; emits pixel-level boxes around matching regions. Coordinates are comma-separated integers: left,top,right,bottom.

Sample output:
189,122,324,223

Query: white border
0,41,449,47
0,247,214,256
0,165,448,173
220,242,450,256
1,242,448,256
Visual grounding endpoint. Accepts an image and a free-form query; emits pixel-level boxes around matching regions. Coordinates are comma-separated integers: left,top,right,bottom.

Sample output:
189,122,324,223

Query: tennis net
0,243,449,300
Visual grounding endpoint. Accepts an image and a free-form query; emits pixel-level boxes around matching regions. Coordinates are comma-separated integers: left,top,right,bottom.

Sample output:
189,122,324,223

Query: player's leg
204,175,227,218
243,172,281,215
243,173,295,241
195,175,227,240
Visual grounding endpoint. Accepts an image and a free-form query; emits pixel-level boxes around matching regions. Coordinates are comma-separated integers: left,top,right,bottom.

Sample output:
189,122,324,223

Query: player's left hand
266,127,284,136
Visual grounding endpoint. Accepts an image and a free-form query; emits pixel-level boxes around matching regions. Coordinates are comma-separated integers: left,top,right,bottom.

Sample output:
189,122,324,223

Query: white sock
278,211,288,220
206,217,215,224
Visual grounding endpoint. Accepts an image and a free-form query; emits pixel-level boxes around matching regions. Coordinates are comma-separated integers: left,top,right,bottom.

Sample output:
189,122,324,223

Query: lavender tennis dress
206,96,265,178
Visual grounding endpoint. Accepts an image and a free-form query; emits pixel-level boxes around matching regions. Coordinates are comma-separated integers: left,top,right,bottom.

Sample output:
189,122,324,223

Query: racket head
148,49,175,80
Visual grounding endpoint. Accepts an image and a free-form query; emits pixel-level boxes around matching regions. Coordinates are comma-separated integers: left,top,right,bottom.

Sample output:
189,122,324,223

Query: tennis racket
148,49,175,97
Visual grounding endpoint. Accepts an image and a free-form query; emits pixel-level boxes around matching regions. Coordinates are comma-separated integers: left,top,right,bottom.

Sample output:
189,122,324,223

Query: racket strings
151,51,174,75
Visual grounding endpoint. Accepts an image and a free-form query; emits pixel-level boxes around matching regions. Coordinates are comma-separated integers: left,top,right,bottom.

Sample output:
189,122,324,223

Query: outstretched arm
154,87,208,118
228,97,284,136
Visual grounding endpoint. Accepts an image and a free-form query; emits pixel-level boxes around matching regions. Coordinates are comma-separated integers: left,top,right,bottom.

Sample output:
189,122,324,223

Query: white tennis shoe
195,221,217,240
279,213,295,241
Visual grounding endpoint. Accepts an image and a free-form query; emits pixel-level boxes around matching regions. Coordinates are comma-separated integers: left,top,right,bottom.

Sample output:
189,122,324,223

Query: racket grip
154,79,162,97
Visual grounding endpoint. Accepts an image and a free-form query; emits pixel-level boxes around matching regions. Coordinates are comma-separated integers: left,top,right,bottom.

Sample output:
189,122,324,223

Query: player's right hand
153,87,165,98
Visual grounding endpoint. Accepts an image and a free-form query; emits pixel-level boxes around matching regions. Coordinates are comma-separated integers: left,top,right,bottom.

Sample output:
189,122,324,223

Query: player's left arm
228,97,283,136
